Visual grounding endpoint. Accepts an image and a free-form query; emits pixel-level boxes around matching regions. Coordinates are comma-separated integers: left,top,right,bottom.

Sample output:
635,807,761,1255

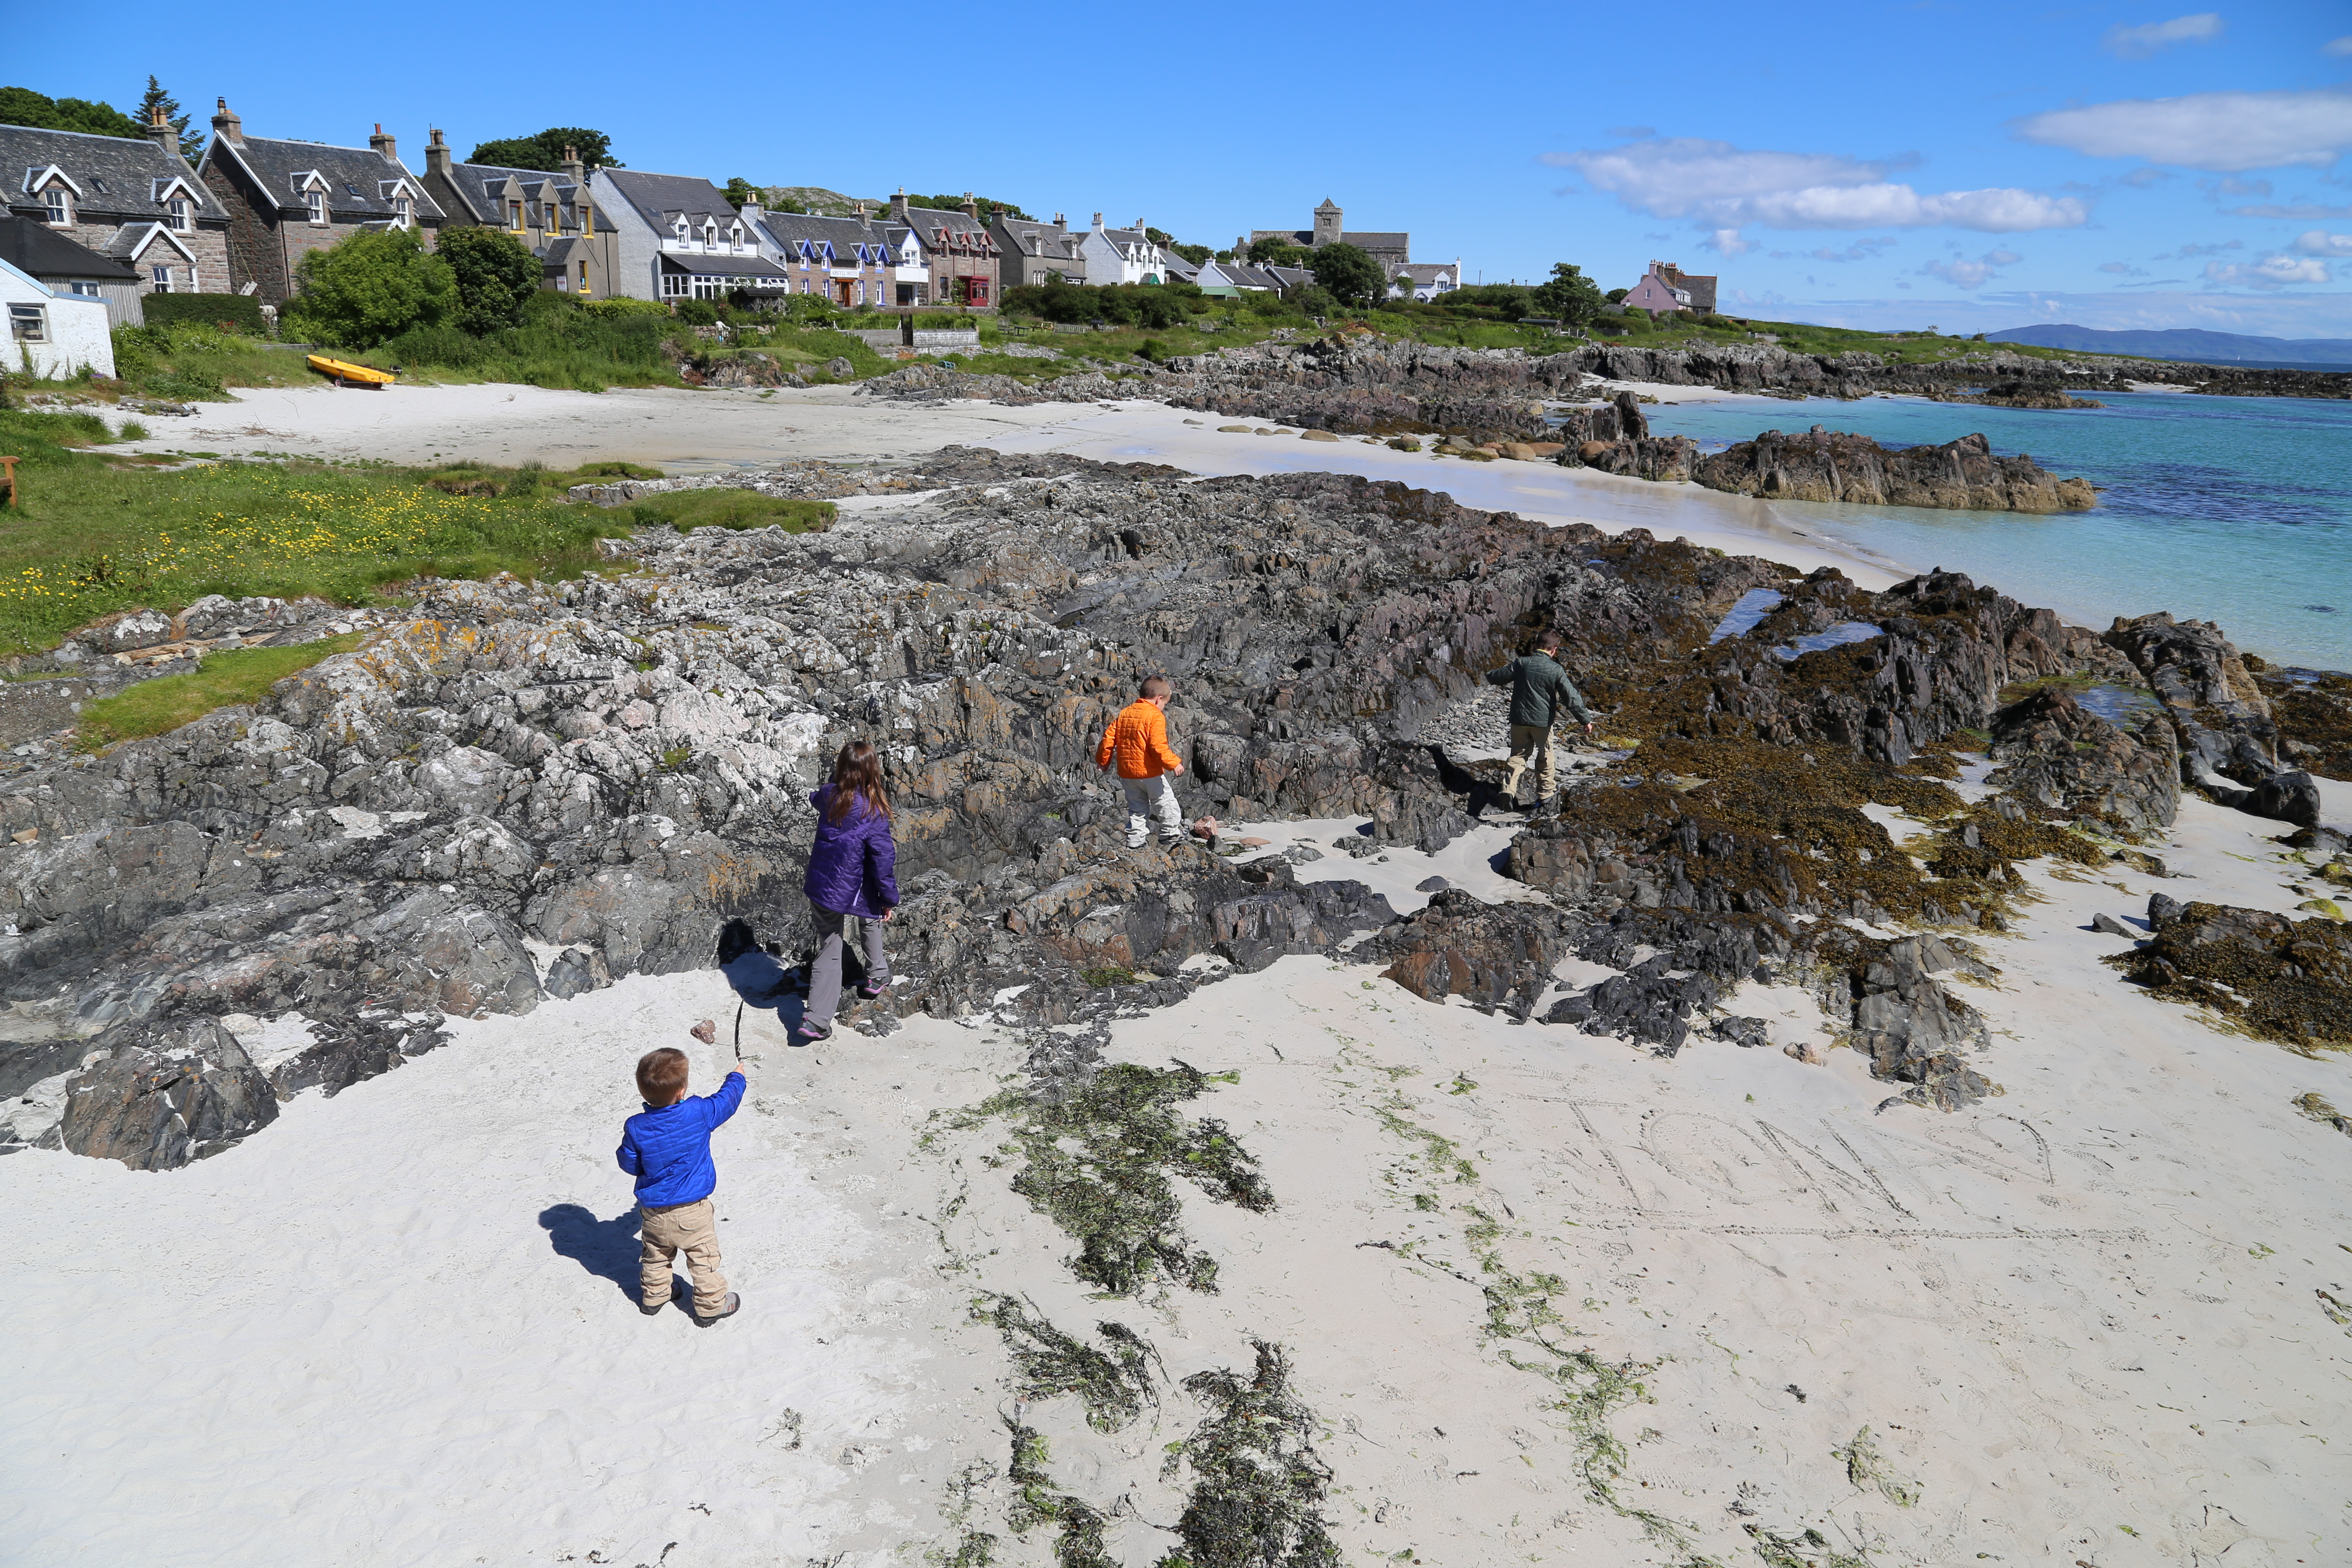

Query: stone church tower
1313,197,1342,247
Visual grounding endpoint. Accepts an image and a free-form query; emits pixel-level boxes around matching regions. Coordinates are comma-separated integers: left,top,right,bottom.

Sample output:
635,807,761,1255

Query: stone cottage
888,193,997,307
991,213,1085,296
1623,260,1718,316
417,129,618,298
0,110,229,303
196,102,444,305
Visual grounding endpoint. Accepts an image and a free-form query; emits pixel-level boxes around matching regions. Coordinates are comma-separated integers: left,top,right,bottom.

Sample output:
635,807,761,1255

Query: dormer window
701,223,716,247
305,190,326,225
510,200,525,231
168,196,191,232
43,187,70,225
392,196,411,227
672,218,688,243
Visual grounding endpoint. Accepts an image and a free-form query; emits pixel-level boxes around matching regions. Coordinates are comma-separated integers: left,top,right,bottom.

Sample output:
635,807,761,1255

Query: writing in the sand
1547,1104,2140,1241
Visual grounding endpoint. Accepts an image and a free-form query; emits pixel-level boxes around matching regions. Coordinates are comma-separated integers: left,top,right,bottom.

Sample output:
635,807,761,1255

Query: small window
577,258,590,294
44,187,70,225
151,266,174,293
9,303,45,343
346,182,361,197
510,200,524,231
392,196,410,227
168,196,191,232
306,190,326,224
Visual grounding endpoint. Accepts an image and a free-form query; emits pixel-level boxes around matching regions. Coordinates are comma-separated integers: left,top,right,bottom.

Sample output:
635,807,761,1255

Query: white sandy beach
4,787,2347,1567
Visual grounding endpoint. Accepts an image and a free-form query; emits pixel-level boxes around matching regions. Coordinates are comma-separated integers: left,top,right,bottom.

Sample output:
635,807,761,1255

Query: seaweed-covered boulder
2104,612,2277,787
1694,430,2095,513
53,1017,277,1169
2117,899,2352,1047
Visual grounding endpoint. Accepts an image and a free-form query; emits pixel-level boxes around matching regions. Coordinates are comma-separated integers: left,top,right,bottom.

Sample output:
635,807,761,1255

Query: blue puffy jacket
616,1071,745,1207
803,785,899,918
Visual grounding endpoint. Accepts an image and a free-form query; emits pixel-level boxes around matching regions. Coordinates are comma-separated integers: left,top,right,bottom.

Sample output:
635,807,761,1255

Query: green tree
468,127,619,170
280,227,458,349
0,86,143,139
723,176,758,210
436,226,542,335
1246,237,1312,267
1167,241,1213,265
1528,262,1604,328
1308,242,1385,308
135,76,201,160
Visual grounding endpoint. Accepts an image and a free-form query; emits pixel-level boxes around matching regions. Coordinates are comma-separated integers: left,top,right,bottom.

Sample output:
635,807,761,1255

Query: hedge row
139,293,270,334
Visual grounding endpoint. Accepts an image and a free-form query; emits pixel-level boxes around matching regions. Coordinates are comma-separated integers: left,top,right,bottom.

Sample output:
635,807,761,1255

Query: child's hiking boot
856,977,887,1000
790,1022,831,1048
693,1290,741,1326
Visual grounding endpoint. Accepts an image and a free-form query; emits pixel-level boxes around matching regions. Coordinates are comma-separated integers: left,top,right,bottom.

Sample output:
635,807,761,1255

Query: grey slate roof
440,160,610,230
206,134,442,221
600,168,738,230
1159,251,1200,282
901,204,992,248
1340,231,1408,251
0,214,139,280
0,122,223,224
757,210,890,263
996,217,1082,262
655,253,789,280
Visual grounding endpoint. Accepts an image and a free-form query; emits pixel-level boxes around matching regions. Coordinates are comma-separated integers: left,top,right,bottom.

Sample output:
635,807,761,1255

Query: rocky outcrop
1693,429,2096,514
1929,382,2103,410
52,1016,277,1169
1986,687,2180,834
0,446,2293,1158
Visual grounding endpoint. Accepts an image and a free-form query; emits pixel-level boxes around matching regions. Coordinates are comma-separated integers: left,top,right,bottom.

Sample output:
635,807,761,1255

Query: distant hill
759,186,887,219
1990,323,2352,368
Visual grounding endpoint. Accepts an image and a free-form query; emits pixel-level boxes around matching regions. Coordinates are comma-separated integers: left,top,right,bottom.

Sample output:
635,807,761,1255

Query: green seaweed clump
1159,1342,1341,1568
964,1062,1272,1295
977,1294,1163,1432
1832,1424,1920,1507
1002,1419,1115,1568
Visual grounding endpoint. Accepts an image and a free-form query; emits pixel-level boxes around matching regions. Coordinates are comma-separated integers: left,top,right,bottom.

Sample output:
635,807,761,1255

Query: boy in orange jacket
1095,676,1186,849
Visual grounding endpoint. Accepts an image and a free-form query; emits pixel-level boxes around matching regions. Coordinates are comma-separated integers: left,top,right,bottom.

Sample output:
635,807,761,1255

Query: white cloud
1701,228,1758,257
1921,248,2024,289
2291,230,2352,256
2014,89,2352,172
2204,255,2331,288
2098,260,2152,276
2102,12,2223,59
1544,136,2089,231
2325,36,2352,57
2227,202,2352,217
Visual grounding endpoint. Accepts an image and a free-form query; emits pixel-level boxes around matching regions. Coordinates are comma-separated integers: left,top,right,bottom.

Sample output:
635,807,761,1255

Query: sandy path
6,786,2346,1566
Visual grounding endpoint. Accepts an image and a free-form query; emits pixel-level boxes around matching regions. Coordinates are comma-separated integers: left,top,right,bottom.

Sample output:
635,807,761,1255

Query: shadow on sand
539,1203,643,1302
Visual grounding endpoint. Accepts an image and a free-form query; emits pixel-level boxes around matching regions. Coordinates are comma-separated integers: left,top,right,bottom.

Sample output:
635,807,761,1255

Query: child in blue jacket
617,1043,752,1323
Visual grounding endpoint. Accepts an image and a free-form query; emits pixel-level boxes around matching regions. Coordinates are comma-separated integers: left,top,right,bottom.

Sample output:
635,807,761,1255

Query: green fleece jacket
1485,652,1593,729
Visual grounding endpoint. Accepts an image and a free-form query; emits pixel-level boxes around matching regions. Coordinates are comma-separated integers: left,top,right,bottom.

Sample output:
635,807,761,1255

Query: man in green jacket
1484,629,1594,808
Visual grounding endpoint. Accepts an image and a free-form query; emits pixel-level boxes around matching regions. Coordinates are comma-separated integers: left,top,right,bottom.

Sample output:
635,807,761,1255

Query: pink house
1622,267,1692,315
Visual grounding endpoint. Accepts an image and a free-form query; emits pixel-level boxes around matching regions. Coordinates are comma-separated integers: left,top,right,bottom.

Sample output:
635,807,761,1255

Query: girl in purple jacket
796,741,899,1045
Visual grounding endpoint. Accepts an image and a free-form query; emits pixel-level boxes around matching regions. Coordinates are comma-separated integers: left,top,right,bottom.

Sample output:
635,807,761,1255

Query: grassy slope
73,633,366,749
0,411,639,658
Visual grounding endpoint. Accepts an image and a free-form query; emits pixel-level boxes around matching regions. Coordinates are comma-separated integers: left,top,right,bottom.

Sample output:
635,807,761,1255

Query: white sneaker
1127,836,1147,849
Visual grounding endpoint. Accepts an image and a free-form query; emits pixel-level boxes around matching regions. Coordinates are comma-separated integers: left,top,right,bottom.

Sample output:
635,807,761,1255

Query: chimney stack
1092,212,1104,231
961,190,979,220
425,127,453,178
211,97,243,147
891,187,909,224
148,105,178,156
560,144,585,185
1053,212,1066,232
369,123,397,164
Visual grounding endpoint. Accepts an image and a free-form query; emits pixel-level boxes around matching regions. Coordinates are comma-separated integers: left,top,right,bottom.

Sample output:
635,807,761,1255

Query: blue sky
19,0,2352,337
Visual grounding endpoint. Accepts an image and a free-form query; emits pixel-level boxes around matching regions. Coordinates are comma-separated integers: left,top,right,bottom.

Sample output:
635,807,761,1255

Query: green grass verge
74,633,366,750
0,429,642,658
624,490,837,532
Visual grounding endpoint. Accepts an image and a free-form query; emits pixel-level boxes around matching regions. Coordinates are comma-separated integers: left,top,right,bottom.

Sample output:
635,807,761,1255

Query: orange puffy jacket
1096,699,1183,780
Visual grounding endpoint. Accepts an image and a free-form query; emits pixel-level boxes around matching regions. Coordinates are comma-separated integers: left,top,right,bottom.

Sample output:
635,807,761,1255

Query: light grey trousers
805,903,889,1033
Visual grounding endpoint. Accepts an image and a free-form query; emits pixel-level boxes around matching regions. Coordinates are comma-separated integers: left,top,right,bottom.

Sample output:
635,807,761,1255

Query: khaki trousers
640,1197,728,1314
1502,723,1557,799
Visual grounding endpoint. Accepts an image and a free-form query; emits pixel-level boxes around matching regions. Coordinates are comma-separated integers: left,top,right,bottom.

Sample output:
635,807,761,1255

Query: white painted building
1073,214,1164,286
3,254,113,379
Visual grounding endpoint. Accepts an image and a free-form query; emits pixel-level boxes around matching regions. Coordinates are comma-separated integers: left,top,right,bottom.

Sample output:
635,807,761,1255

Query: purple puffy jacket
803,786,899,918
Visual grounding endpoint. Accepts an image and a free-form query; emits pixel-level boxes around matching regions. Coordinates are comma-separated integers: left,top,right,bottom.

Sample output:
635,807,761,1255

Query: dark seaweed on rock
2116,898,2352,1050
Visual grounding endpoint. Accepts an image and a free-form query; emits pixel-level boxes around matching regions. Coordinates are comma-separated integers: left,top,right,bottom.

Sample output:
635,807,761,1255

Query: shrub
279,228,458,349
436,226,542,335
381,324,489,369
580,297,674,321
674,298,720,326
138,293,269,335
1308,242,1385,307
1529,263,1604,329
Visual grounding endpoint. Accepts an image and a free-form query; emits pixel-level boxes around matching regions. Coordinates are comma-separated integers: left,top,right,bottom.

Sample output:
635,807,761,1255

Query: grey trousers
805,903,889,1033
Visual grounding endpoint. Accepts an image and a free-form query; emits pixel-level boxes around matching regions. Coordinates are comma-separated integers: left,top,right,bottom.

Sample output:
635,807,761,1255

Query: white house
589,167,789,301
3,253,113,378
1073,214,1164,286
1390,261,1461,302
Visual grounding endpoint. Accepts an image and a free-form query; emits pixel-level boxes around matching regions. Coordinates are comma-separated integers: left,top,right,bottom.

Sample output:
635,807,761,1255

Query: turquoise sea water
1638,390,2352,671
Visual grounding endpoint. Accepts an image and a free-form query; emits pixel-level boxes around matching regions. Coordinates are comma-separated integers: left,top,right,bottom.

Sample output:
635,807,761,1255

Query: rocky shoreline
5,445,2347,1168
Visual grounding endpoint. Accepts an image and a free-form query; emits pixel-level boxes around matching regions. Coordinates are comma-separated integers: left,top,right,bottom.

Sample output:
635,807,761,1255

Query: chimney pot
148,105,178,156
211,97,244,146
368,123,398,164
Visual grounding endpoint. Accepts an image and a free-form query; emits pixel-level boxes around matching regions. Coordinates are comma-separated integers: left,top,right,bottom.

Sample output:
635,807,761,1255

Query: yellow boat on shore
306,354,396,387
